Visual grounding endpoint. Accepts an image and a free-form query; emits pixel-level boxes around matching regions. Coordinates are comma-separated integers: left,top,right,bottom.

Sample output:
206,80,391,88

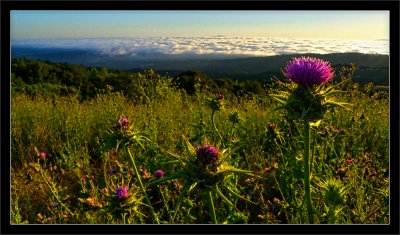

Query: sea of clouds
12,36,389,60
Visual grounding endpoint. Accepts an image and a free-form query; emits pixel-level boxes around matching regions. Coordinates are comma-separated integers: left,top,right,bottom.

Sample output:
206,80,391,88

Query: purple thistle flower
155,170,165,177
195,145,219,166
39,151,46,159
284,57,335,86
115,116,131,130
115,186,129,200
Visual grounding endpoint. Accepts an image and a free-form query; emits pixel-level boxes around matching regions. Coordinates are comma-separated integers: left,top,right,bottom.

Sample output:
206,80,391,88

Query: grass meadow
10,71,389,224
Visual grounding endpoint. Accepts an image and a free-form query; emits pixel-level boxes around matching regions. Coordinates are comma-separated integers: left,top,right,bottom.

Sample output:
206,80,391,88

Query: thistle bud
207,94,225,111
320,179,348,207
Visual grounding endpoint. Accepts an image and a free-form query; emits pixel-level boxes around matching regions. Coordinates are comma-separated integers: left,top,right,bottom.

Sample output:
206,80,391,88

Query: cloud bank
12,36,389,60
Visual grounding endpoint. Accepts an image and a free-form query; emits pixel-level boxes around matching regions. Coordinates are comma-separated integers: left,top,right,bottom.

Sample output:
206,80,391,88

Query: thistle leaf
214,185,240,212
310,120,323,128
324,101,350,109
134,139,146,150
268,94,288,104
269,94,288,100
321,78,351,94
163,150,186,165
273,105,288,112
217,166,256,176
136,201,152,208
182,134,196,156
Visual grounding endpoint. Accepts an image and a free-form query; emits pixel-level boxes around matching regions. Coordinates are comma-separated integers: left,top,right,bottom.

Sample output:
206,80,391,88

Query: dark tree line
11,58,271,101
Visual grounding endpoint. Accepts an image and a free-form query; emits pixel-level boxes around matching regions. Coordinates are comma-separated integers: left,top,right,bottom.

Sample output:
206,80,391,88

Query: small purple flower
107,170,114,175
195,145,219,166
347,158,354,164
53,202,60,208
115,186,129,200
264,167,271,173
284,57,335,86
115,116,131,130
39,151,46,159
81,177,86,182
265,206,271,211
155,170,165,177
91,175,95,180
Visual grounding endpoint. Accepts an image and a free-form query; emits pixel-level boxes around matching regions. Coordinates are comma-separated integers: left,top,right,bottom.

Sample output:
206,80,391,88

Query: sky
11,10,389,40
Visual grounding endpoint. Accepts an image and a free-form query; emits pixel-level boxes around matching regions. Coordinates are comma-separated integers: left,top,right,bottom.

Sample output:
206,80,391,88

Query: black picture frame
1,1,399,234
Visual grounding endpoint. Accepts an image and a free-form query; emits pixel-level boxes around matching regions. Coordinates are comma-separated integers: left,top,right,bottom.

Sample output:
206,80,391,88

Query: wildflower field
10,58,389,224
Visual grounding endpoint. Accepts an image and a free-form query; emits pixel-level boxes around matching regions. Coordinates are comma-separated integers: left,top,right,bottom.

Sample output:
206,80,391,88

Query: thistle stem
211,109,223,143
303,121,314,224
124,145,160,224
327,205,337,224
207,190,218,224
